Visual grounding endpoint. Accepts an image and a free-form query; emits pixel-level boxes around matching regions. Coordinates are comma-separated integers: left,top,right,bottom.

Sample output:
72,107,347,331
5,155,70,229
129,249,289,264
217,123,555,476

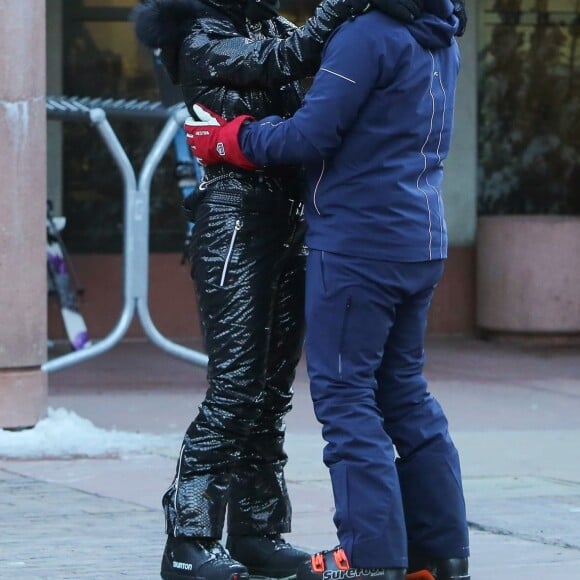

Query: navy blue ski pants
304,249,469,569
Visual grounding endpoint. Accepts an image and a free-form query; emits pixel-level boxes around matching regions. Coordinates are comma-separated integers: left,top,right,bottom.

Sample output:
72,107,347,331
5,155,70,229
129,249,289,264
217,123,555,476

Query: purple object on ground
72,331,90,350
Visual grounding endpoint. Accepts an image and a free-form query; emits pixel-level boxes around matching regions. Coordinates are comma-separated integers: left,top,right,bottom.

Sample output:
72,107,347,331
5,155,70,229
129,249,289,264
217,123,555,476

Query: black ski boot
226,534,310,579
406,557,469,580
295,547,406,580
161,535,250,580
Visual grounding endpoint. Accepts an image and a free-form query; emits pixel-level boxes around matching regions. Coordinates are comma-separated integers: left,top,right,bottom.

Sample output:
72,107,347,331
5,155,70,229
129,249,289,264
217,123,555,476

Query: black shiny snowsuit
141,0,360,539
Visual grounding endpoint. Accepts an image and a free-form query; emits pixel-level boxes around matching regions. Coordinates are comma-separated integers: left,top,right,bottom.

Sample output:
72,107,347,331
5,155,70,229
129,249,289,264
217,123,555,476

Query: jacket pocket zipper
338,296,352,378
220,218,242,287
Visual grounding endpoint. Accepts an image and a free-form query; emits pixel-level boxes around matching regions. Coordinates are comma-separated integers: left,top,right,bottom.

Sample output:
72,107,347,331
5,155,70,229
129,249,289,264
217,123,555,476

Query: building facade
1,0,578,426
45,0,479,341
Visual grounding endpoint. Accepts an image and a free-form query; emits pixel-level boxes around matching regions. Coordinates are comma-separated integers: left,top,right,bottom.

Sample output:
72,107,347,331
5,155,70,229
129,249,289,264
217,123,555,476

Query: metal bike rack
44,96,208,372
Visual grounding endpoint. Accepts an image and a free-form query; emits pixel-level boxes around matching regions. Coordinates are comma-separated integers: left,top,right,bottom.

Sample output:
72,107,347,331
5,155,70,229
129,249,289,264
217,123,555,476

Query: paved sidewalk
1,336,580,579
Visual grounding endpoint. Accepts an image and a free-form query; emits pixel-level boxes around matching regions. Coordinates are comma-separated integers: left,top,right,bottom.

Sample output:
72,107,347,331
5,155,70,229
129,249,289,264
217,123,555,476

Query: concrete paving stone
1,338,579,579
469,529,580,580
0,474,163,580
464,475,580,500
2,466,580,579
0,456,178,512
468,492,580,549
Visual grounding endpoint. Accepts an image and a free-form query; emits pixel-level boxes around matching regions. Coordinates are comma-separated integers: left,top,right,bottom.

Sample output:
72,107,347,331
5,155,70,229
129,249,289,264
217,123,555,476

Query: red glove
406,570,435,580
184,104,257,170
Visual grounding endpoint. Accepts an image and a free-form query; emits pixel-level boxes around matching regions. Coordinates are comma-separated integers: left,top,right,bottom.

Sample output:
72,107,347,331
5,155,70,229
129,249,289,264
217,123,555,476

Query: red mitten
406,571,435,580
184,103,257,170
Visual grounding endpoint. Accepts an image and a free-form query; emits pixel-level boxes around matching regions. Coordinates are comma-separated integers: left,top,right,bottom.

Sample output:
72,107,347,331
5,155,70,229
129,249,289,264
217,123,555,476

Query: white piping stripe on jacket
313,160,326,216
320,67,357,84
416,50,438,260
425,62,448,258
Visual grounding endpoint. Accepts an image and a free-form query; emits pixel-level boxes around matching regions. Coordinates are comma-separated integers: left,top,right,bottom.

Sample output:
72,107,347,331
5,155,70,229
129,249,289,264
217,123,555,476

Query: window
478,0,580,214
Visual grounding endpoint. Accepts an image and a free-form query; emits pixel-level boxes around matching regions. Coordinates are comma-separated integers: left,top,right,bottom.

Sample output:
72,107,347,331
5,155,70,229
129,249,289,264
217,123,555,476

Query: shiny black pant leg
227,224,307,536
164,204,300,538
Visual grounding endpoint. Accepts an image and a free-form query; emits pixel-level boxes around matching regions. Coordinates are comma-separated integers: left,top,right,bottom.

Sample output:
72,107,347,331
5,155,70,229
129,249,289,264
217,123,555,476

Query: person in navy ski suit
186,1,470,579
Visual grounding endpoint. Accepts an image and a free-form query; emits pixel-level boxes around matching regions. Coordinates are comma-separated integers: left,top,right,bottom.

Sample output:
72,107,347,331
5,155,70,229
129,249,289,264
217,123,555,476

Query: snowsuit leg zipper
220,219,242,287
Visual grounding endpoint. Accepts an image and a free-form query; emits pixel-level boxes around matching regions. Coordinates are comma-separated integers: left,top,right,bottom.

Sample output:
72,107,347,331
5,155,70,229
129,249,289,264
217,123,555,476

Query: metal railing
44,96,208,372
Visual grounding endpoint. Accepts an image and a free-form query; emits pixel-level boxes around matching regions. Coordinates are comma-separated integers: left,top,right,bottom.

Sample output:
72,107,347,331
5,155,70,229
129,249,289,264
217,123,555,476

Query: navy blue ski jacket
239,0,460,262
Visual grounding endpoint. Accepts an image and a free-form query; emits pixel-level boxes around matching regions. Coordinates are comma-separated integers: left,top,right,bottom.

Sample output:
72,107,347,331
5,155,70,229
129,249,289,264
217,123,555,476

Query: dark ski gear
227,534,310,579
161,535,249,580
407,557,469,580
296,547,406,580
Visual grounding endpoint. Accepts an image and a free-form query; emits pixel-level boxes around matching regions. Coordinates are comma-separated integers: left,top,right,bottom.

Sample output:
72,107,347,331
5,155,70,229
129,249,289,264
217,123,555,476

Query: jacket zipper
220,219,242,287
338,296,352,378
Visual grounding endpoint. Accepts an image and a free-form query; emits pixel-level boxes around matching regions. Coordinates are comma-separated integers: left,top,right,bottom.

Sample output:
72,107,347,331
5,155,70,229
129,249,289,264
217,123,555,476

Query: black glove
452,0,467,36
370,0,423,23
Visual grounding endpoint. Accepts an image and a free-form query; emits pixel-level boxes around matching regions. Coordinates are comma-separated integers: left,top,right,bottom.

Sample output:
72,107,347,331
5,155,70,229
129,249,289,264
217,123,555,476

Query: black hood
245,0,280,22
132,0,274,49
133,0,201,49
407,0,459,50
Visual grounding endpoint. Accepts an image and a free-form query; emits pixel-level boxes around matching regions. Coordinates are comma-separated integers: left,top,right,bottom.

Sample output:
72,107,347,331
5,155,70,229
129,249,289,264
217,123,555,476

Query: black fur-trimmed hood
133,0,274,50
132,0,248,83
132,0,199,49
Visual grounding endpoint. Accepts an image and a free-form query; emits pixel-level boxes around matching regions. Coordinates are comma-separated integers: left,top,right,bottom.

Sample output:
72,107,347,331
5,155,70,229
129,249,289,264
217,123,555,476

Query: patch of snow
0,408,180,460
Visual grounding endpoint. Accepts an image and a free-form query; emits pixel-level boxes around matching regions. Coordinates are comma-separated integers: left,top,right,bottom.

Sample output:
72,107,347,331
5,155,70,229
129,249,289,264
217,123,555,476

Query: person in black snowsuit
133,1,425,579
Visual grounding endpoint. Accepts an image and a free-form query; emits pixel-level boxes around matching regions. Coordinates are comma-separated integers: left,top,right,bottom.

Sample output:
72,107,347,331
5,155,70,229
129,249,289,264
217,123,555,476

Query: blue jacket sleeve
239,17,381,166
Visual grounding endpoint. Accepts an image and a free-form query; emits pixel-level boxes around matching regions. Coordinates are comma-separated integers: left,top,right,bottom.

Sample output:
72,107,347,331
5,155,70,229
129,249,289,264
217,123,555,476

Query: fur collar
132,0,199,48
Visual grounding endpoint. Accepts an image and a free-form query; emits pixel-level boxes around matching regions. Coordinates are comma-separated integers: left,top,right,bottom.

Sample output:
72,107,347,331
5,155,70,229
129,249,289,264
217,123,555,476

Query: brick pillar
0,1,48,428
